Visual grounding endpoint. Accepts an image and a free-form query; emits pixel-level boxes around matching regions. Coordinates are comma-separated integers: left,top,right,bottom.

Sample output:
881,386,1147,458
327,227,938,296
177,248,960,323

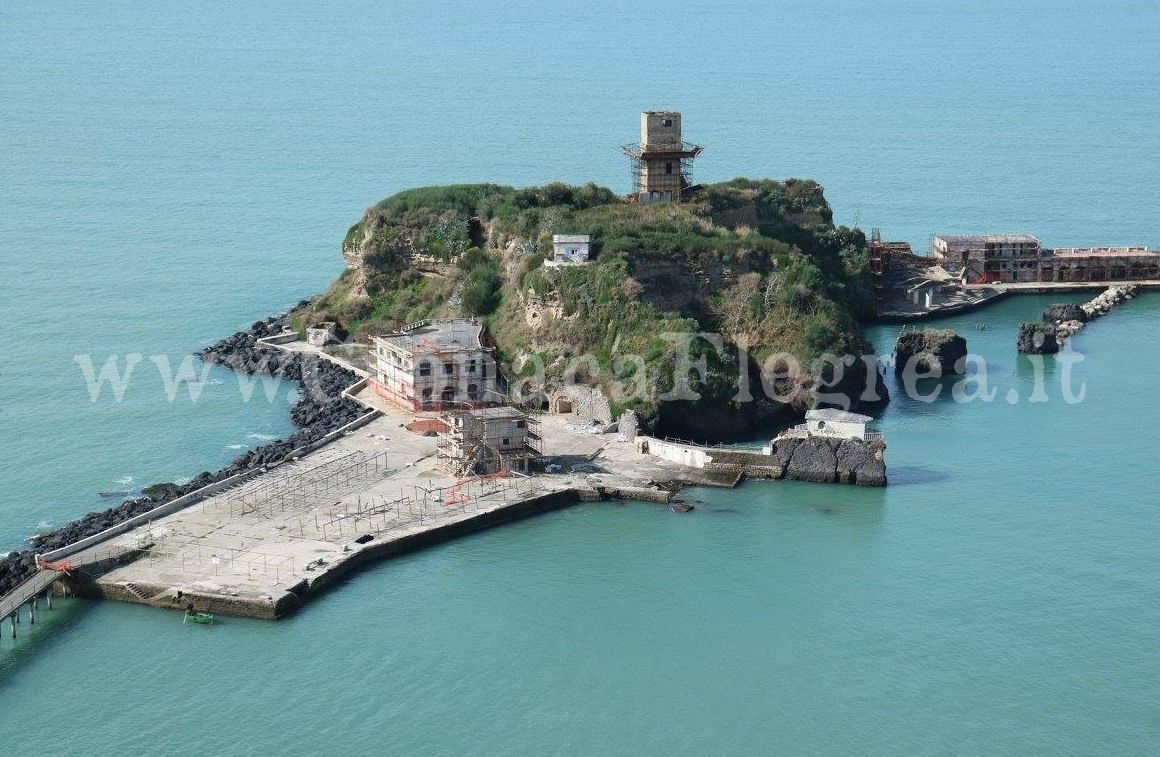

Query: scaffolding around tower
621,111,703,204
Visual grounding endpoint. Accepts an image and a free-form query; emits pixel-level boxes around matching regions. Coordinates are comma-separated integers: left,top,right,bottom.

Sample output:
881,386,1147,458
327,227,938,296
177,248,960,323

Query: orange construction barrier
36,558,74,574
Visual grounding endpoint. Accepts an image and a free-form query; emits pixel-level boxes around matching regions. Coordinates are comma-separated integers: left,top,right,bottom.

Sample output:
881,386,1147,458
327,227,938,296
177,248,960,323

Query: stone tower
621,111,703,203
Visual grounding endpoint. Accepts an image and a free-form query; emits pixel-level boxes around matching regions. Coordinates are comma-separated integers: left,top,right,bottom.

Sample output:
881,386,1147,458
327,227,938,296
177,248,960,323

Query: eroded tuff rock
894,329,968,375
711,436,887,487
1017,323,1061,354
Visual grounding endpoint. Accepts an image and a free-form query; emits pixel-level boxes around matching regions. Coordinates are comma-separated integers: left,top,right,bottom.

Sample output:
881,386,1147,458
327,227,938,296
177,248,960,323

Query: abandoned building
306,321,343,347
621,111,703,204
1040,247,1160,283
931,234,1160,285
370,319,499,411
546,234,590,265
933,234,1044,284
438,406,542,476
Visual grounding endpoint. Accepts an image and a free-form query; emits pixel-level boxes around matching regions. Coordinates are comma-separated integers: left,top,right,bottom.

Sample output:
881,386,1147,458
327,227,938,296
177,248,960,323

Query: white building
547,234,590,265
370,319,499,411
763,409,880,453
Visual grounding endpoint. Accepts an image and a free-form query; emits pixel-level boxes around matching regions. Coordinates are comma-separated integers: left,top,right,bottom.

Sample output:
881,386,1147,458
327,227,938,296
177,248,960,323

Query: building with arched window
370,319,499,411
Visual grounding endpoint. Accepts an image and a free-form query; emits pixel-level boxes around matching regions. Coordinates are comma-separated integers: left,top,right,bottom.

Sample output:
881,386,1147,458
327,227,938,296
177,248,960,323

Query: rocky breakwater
1018,285,1138,354
894,329,968,375
709,436,887,487
0,307,368,598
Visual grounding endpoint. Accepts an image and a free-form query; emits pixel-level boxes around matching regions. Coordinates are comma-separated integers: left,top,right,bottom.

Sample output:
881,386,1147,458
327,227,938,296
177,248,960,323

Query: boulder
894,329,968,375
1042,303,1088,324
786,438,839,483
1017,322,1060,354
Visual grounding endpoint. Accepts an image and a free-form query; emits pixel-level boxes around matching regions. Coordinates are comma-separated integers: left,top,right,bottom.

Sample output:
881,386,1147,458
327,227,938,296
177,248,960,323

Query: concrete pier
44,401,719,620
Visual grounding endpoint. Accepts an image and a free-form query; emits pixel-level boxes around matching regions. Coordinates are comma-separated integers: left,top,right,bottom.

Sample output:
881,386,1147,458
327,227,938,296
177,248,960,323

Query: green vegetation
298,179,878,422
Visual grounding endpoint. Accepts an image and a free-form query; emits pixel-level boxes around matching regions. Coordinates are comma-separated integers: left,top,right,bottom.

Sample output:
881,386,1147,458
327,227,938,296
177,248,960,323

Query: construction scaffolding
201,449,391,519
437,407,542,477
621,142,702,201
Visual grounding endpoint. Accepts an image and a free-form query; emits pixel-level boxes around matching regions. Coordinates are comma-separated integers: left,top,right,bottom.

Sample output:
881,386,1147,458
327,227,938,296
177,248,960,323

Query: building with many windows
370,319,499,411
933,234,1043,284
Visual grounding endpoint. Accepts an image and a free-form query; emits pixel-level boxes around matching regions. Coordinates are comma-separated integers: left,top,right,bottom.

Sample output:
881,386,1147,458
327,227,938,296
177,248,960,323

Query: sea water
3,1,1159,753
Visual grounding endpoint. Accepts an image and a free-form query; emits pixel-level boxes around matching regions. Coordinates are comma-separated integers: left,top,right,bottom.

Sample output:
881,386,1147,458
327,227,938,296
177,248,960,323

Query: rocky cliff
709,437,887,487
894,329,968,374
300,180,887,441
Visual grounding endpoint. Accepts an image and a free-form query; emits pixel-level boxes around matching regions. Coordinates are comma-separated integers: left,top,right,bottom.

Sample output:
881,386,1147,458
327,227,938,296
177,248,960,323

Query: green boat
183,611,216,625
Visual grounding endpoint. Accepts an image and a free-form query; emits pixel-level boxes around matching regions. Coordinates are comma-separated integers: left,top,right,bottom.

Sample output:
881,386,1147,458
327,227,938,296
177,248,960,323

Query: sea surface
3,1,1160,753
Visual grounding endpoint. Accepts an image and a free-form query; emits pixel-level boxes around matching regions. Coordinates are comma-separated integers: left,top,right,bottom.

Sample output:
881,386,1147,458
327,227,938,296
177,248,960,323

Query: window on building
443,362,454,375
502,438,510,446
665,162,673,175
418,362,431,377
516,420,526,429
661,118,672,127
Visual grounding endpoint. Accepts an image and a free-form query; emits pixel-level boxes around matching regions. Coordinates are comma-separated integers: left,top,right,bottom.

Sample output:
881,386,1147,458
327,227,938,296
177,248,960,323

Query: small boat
97,490,132,499
183,611,216,625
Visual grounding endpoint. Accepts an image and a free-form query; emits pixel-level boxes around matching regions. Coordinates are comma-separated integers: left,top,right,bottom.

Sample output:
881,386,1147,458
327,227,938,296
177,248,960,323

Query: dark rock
142,483,182,502
1042,303,1088,324
669,502,695,513
1017,322,1060,354
786,438,839,483
894,329,968,375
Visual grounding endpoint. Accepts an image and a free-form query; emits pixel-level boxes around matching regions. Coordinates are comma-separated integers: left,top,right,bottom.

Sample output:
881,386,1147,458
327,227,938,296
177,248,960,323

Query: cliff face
894,329,968,374
302,180,887,441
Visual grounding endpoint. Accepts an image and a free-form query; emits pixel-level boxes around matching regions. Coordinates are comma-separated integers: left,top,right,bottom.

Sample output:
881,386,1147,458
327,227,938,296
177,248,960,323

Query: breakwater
1018,284,1139,353
0,304,364,598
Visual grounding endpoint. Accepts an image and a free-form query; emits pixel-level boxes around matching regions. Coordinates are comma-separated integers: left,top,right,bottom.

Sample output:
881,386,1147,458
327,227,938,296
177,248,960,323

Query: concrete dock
57,400,724,619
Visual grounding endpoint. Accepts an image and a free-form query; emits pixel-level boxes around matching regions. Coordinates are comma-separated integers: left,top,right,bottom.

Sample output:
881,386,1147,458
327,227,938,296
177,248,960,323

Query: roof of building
806,408,873,423
552,234,590,244
1047,246,1159,259
375,319,485,354
935,234,1039,246
464,406,529,420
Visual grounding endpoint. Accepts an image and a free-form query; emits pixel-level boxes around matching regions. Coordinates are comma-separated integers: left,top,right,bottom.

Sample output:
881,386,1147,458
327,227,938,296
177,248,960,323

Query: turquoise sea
3,1,1160,753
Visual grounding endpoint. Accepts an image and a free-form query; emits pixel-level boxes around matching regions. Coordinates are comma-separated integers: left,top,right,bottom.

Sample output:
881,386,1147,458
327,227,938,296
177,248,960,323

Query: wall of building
636,436,713,469
806,419,866,439
552,243,589,263
374,344,496,410
640,157,683,198
641,112,682,147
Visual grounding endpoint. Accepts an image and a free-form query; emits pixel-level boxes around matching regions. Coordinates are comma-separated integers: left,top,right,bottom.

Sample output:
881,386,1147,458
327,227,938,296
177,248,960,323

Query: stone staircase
122,582,153,602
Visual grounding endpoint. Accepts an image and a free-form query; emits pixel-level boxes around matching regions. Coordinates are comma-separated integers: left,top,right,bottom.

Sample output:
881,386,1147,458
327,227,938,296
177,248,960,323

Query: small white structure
763,409,880,453
548,234,590,265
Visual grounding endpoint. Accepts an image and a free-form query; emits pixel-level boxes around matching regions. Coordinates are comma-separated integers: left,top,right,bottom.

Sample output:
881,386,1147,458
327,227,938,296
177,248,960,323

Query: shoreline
0,305,367,599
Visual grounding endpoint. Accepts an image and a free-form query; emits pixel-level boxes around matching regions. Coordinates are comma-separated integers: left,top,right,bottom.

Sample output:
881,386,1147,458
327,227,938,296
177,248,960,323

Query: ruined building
370,319,499,411
438,406,542,476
